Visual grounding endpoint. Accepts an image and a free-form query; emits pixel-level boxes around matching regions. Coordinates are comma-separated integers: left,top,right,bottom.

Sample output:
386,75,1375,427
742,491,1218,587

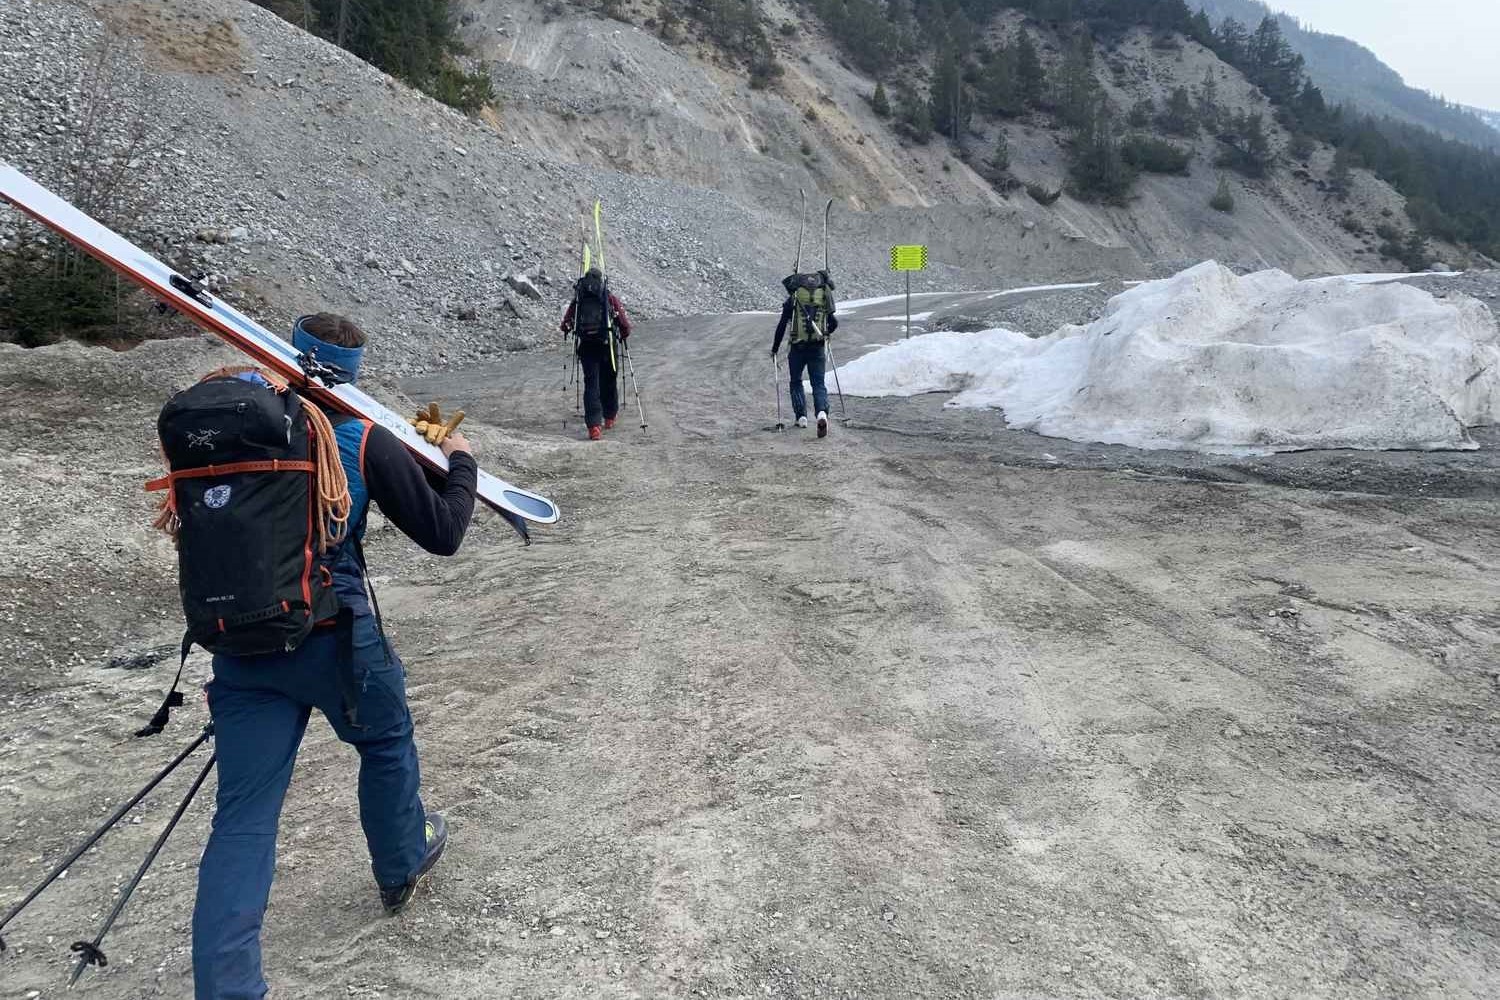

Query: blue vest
327,417,373,617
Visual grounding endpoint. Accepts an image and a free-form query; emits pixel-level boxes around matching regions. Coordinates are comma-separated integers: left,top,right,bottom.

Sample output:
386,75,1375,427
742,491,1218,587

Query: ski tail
823,198,834,273
794,188,806,272
593,198,605,273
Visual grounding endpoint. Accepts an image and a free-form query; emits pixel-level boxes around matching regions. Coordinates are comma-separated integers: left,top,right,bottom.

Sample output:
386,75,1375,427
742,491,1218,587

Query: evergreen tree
1210,174,1235,213
1196,70,1221,133
897,85,932,144
1245,16,1304,104
1189,9,1214,46
1329,146,1354,199
871,80,891,117
1054,28,1099,130
982,41,1024,118
930,49,971,143
1015,29,1046,108
251,0,492,111
992,129,1011,173
1128,96,1155,129
1218,111,1274,177
1069,102,1134,203
1159,86,1197,136
1215,17,1248,65
1292,79,1330,133
1289,132,1315,162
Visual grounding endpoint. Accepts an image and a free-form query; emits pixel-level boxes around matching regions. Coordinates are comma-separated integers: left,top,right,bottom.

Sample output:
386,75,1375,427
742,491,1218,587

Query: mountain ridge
1194,0,1500,151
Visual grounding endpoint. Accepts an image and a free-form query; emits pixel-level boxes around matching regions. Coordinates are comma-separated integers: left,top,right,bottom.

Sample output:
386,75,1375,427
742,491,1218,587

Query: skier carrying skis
771,270,838,437
560,266,633,441
189,313,474,998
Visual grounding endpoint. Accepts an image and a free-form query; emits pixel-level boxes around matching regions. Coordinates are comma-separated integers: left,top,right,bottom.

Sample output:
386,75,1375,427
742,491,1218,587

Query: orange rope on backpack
152,367,353,554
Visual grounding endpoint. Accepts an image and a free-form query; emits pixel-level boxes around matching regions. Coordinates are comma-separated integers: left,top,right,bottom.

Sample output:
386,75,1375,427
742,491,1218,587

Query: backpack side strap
135,633,193,738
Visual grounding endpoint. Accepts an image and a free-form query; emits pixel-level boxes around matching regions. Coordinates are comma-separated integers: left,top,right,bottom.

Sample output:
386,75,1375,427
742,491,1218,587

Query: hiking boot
381,814,447,915
816,411,829,438
588,426,603,441
604,417,617,430
796,416,808,429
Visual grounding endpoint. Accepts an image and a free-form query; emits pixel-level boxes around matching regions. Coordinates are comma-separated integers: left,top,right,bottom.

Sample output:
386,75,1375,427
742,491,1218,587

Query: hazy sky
1266,0,1500,109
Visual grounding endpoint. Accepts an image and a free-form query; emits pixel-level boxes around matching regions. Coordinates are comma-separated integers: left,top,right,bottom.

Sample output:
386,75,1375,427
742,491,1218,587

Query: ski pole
825,339,847,421
68,752,218,986
623,348,647,429
0,725,213,953
772,354,785,431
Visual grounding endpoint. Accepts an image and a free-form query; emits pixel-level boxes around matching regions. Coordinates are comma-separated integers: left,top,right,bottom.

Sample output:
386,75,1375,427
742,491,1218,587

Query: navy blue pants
788,342,829,419
192,616,426,999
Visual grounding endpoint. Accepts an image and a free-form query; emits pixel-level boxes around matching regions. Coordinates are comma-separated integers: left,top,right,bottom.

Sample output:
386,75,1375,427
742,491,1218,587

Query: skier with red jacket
560,267,632,440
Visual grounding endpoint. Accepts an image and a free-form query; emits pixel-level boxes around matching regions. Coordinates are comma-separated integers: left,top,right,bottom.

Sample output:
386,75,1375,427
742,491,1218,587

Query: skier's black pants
577,338,619,428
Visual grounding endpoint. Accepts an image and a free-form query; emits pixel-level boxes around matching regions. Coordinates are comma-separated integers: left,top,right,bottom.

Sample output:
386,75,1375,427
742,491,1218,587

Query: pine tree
983,41,1024,118
1128,96,1155,129
930,49,970,143
1054,29,1099,130
1189,9,1213,46
992,129,1011,173
1210,174,1235,213
871,80,891,117
1329,146,1354,199
1219,111,1274,177
1215,17,1248,65
1015,29,1045,109
1069,102,1134,204
1196,70,1221,134
1159,86,1197,136
897,86,932,144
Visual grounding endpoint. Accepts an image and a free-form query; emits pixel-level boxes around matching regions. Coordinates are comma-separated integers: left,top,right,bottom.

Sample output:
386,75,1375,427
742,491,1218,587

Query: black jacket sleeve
772,299,794,354
362,425,477,556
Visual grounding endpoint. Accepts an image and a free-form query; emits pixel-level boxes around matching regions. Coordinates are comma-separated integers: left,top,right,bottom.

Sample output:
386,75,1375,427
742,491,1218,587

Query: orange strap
145,460,317,492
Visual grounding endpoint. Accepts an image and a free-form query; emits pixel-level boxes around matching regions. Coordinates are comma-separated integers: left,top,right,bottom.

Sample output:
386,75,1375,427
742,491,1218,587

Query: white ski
0,162,559,536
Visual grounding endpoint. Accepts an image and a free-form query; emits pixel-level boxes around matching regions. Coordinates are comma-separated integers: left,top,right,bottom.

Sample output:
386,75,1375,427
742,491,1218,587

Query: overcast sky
1265,0,1500,109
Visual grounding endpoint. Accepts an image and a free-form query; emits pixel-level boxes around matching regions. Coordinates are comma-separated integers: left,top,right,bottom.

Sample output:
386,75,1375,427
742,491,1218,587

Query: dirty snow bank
840,262,1500,454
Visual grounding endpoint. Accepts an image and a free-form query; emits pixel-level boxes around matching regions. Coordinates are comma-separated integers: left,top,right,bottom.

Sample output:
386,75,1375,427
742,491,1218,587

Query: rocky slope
1,0,1459,371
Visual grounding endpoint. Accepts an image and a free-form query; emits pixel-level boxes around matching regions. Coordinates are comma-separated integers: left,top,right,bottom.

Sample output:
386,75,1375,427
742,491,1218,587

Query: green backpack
783,272,834,344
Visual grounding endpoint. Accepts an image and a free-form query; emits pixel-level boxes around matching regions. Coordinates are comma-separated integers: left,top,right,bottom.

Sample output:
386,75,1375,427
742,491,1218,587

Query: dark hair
301,312,367,348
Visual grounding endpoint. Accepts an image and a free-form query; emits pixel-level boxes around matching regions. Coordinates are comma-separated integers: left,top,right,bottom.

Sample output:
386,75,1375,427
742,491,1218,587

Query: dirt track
2,298,1499,999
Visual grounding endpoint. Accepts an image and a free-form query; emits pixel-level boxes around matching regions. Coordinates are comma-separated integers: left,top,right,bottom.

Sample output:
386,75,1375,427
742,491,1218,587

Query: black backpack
572,272,611,341
153,374,341,652
139,375,344,735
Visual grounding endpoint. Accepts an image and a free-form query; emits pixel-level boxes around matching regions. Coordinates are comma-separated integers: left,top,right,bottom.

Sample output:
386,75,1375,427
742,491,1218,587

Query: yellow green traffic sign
890,245,928,271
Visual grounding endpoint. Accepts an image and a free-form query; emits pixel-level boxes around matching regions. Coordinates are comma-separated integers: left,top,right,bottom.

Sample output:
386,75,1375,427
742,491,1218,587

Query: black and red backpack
572,270,612,342
139,369,351,734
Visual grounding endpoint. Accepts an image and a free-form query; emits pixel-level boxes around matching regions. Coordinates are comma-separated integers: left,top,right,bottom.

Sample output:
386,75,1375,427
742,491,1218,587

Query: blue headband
292,316,364,383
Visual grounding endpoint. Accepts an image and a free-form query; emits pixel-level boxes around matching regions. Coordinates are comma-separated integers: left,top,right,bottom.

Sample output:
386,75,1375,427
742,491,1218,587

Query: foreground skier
188,314,475,998
771,270,838,437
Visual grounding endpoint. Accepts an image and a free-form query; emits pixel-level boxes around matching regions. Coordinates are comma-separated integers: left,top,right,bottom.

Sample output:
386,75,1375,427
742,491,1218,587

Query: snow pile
840,262,1500,454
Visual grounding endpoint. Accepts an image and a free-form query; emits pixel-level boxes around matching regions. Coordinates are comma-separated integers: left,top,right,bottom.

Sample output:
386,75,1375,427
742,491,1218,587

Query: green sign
890,245,928,271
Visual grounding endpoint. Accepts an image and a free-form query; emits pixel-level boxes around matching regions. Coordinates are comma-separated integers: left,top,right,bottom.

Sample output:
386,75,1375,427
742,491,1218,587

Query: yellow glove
407,403,466,445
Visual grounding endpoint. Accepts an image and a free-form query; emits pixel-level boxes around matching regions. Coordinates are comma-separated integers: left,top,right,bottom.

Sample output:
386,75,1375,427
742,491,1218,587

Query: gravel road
1,290,1498,999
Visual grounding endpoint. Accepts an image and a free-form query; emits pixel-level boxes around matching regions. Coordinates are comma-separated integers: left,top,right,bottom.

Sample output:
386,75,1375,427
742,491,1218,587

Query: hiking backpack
148,373,345,658
782,271,834,343
572,271,612,341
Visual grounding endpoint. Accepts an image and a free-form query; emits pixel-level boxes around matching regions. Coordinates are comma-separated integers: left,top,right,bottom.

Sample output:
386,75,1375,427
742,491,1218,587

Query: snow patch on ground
840,261,1500,455
1321,270,1463,286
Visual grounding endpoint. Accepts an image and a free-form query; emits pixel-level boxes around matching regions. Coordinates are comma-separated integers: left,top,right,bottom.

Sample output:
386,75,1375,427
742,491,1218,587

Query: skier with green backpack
771,269,838,438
